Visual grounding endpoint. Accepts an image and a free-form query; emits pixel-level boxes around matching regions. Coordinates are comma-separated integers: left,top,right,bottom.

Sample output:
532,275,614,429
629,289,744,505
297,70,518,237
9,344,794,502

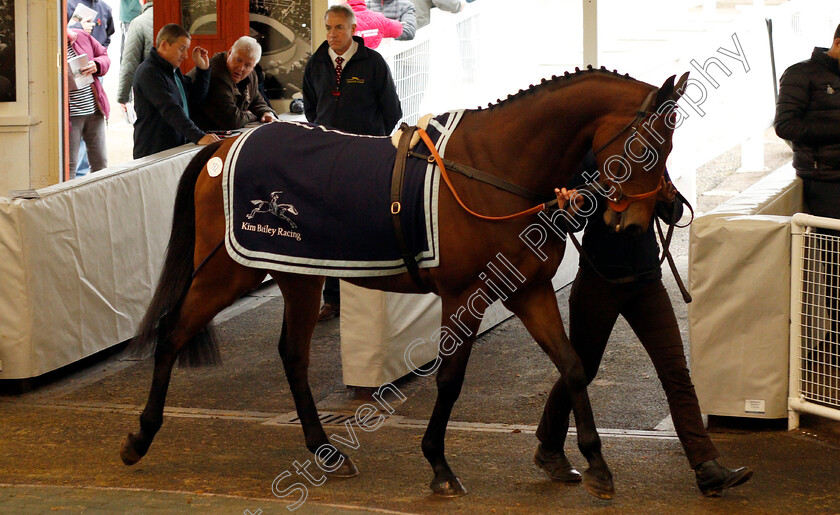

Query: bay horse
120,68,689,500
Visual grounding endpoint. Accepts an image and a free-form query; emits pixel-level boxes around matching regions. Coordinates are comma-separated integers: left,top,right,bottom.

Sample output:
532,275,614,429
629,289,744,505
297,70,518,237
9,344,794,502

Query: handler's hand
261,112,279,123
657,177,676,203
554,187,584,213
198,133,220,145
192,46,211,70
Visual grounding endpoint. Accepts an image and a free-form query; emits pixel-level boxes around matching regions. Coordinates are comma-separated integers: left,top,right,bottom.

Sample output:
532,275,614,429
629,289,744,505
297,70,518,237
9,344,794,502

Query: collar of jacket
149,47,179,74
141,1,152,12
812,46,840,74
315,35,370,63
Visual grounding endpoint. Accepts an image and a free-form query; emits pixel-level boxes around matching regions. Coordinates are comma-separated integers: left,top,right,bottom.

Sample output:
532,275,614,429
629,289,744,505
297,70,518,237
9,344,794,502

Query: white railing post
789,214,805,430
582,0,598,68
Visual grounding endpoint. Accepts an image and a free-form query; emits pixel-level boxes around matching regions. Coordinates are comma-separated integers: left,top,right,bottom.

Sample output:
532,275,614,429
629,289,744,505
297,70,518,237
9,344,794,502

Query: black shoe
317,303,340,322
533,444,582,482
694,459,753,497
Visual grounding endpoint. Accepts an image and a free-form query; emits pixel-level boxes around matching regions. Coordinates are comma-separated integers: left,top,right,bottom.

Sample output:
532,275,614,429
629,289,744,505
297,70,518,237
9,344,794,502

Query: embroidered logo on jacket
346,76,365,84
246,191,300,229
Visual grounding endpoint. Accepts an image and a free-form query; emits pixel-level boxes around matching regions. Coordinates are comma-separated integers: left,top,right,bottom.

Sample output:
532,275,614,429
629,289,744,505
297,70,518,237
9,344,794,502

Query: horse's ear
655,75,676,107
673,72,690,99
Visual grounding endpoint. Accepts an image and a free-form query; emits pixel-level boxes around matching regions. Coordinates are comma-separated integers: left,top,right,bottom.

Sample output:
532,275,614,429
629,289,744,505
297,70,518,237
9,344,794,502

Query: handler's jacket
132,47,209,159
568,152,683,282
303,36,402,137
775,47,840,181
189,51,276,131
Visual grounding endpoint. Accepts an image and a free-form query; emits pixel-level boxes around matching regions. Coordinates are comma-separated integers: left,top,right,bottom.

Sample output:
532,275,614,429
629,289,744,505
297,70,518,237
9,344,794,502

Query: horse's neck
459,77,651,193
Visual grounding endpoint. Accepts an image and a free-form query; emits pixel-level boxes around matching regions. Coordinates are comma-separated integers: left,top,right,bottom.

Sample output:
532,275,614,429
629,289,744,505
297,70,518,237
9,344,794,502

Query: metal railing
377,5,481,127
789,213,840,429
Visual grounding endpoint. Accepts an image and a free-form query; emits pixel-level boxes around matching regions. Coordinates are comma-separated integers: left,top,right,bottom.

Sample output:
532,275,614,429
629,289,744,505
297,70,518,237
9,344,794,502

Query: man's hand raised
192,46,211,70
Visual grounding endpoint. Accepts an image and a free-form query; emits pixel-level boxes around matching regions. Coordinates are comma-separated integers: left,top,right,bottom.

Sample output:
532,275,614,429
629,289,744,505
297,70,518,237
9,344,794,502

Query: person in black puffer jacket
774,23,840,219
776,25,840,367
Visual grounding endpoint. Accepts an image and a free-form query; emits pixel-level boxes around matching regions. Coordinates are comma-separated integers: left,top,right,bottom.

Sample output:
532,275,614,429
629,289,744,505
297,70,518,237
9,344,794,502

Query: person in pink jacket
346,0,403,49
67,28,111,178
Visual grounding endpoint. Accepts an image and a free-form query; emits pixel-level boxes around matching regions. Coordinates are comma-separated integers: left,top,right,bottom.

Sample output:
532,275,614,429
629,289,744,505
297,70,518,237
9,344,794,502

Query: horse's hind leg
121,260,265,465
504,280,614,499
422,298,480,497
272,273,359,478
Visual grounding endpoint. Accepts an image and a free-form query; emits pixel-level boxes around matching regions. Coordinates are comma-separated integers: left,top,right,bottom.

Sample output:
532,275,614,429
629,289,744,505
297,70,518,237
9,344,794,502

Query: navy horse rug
222,112,464,277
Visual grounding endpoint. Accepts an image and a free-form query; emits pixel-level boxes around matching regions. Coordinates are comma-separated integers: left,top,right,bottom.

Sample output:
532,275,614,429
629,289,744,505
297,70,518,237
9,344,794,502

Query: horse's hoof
430,477,467,497
533,444,582,483
325,455,359,478
120,432,144,466
583,469,615,500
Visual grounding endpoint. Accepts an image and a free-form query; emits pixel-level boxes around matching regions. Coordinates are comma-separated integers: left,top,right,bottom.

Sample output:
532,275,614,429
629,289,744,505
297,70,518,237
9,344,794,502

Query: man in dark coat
775,24,840,359
67,0,115,48
132,23,218,159
775,23,840,219
190,36,278,131
302,3,402,320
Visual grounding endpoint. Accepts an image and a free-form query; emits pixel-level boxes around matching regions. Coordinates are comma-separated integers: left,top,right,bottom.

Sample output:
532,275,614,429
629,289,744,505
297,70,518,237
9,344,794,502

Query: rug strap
391,123,427,291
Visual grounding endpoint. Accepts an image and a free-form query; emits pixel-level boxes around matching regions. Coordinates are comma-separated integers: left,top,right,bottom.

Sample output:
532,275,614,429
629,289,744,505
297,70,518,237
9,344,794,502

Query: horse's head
591,72,689,235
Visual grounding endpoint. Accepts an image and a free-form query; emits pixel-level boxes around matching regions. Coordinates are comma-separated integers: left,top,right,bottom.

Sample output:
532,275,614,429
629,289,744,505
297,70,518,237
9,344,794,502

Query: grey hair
325,4,356,26
230,36,262,61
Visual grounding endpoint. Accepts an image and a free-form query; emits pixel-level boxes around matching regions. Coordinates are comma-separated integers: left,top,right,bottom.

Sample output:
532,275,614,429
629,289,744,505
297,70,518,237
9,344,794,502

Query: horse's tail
129,141,225,367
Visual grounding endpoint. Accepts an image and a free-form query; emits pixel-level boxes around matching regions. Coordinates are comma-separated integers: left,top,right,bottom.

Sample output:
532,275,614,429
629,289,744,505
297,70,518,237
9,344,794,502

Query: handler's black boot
533,444,582,482
694,459,753,497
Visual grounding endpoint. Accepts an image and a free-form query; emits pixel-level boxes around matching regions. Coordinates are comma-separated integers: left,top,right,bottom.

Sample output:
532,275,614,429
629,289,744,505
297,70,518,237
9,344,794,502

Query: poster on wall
0,0,15,102
249,0,310,100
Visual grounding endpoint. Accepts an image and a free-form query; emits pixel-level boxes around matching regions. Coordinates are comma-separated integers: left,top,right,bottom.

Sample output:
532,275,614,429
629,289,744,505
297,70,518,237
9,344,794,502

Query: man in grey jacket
410,0,464,29
117,0,153,110
366,0,416,40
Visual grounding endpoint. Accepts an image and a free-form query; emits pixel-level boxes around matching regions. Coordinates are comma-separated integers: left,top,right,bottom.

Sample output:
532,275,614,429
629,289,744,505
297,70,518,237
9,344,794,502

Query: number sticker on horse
207,157,223,177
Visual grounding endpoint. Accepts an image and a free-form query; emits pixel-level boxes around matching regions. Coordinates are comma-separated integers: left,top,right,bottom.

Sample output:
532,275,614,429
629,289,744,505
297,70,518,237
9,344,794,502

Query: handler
535,152,753,497
302,3,402,321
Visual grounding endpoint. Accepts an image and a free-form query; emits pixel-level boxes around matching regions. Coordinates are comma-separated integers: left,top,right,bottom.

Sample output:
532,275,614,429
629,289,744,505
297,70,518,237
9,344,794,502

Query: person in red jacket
346,0,403,49
66,28,111,178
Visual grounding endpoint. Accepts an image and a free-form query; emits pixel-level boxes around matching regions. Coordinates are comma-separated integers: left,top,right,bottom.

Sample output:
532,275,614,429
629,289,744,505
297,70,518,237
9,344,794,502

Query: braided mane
475,65,640,111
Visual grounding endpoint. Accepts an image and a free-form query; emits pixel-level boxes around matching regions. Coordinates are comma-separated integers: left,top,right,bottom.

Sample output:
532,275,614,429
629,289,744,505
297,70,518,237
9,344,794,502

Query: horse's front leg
504,280,614,499
422,297,480,497
272,273,359,478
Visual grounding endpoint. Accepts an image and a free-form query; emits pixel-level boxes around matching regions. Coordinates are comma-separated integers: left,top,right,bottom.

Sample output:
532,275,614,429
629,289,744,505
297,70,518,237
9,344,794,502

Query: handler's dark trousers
536,268,719,469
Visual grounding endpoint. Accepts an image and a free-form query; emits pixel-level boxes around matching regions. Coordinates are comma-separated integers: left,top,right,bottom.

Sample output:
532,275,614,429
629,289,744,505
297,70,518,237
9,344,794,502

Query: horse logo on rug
246,191,299,228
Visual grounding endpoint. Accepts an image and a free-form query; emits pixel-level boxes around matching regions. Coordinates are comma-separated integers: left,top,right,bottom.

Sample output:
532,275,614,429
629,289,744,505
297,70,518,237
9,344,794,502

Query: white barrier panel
788,213,840,430
0,146,200,380
689,164,802,419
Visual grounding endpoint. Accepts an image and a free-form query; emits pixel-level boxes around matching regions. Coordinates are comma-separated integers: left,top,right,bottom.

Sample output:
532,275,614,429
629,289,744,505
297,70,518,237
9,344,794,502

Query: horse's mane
475,65,642,112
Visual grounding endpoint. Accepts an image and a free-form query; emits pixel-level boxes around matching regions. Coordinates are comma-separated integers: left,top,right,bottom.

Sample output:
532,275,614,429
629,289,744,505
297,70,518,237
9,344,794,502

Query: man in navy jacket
303,5,402,137
132,23,218,159
303,4,402,321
